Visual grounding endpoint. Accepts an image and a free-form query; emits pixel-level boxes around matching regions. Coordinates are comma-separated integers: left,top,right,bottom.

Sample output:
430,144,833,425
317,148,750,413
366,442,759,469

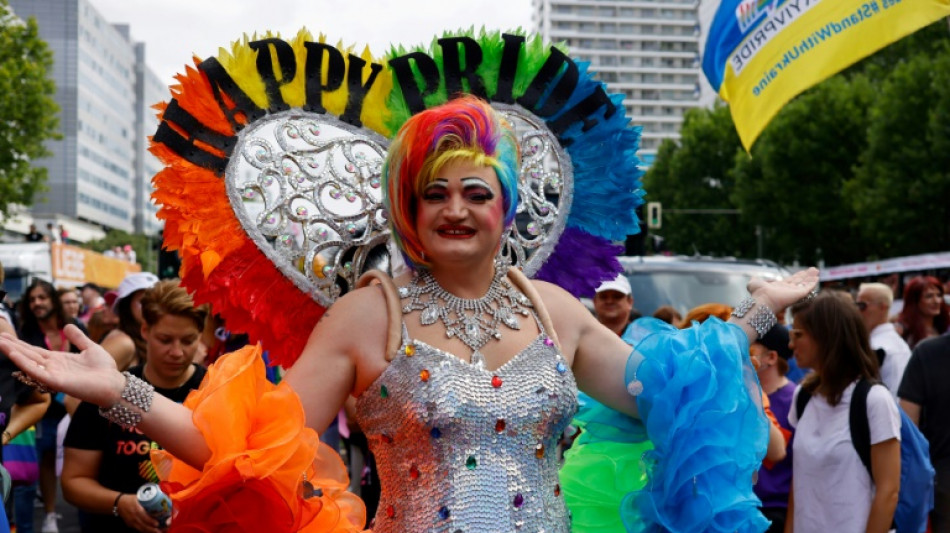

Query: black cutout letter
517,47,578,117
340,54,383,127
389,51,441,114
249,38,297,112
437,37,487,99
494,34,525,104
303,42,346,114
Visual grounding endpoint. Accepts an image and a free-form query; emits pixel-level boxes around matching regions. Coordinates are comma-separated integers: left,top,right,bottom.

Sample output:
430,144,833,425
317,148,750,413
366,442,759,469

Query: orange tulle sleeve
151,346,367,532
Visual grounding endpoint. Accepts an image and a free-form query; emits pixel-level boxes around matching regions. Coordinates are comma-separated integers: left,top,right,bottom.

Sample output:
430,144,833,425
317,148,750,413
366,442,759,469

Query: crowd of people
0,267,231,532
0,95,947,533
589,271,950,532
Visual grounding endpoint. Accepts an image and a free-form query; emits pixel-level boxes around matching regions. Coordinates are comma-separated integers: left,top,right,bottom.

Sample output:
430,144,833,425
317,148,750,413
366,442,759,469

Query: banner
703,0,950,150
51,243,141,288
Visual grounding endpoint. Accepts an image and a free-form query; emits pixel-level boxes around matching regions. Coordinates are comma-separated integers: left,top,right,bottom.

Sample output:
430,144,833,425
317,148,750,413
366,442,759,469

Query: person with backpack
786,290,901,533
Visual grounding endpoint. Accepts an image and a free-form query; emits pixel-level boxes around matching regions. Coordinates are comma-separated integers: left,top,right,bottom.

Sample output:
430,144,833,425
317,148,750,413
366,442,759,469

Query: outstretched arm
0,327,211,468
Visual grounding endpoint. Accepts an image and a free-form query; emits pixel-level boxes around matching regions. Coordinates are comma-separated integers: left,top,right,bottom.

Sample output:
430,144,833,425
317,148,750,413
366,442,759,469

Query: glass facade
10,0,163,233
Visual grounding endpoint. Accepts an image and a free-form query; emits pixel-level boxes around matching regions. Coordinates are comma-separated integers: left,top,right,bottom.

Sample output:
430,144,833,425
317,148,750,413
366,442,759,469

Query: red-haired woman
898,276,949,349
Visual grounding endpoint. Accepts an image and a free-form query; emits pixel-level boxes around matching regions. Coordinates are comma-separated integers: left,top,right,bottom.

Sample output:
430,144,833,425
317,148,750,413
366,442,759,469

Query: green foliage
644,104,750,256
83,229,158,274
648,26,950,265
733,75,874,265
846,44,950,257
0,0,60,218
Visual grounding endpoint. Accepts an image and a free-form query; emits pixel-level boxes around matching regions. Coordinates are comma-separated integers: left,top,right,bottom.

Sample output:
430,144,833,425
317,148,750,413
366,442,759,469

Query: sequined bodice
354,323,578,533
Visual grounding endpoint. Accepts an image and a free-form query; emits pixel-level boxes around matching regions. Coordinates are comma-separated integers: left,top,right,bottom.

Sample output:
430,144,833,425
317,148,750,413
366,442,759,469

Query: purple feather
534,227,623,298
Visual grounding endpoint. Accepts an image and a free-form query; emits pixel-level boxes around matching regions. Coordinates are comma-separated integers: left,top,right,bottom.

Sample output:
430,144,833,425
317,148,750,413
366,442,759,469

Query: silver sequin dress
353,321,578,533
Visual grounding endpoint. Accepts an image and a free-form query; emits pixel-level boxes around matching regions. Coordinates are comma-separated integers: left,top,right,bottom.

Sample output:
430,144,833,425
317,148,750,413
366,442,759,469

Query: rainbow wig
383,96,520,270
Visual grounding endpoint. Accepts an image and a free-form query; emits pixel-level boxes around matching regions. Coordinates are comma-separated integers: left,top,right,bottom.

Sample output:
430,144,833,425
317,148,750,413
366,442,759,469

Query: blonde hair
858,282,893,307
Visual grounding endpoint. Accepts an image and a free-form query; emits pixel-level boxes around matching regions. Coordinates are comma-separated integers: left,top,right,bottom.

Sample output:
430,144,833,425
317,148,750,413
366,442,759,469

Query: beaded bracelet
98,372,155,430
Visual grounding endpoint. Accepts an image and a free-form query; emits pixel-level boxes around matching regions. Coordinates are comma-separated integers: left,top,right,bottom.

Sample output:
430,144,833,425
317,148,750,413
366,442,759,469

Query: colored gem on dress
535,443,545,458
466,456,477,470
554,484,561,497
420,369,430,382
345,163,356,173
438,506,450,520
405,345,415,357
265,214,278,225
513,493,525,508
543,337,554,347
430,427,441,439
556,362,567,374
345,191,358,202
409,465,419,479
242,186,257,199
495,419,506,433
491,375,503,388
329,188,342,199
295,206,309,217
380,385,389,398
386,505,395,518
527,222,541,236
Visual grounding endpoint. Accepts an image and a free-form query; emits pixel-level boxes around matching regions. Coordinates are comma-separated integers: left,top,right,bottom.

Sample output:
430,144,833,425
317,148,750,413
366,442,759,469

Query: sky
87,0,535,85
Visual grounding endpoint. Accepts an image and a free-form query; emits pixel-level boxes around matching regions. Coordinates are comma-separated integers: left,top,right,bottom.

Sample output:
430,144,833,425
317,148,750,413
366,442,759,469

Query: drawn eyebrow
423,179,449,191
461,177,493,189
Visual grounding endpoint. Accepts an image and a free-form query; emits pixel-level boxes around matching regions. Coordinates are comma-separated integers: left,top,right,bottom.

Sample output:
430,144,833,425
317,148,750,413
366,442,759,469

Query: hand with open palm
747,267,820,311
0,324,126,407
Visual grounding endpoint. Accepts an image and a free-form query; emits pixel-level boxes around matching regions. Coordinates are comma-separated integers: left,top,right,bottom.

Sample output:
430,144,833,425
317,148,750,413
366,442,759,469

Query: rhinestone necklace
399,263,533,353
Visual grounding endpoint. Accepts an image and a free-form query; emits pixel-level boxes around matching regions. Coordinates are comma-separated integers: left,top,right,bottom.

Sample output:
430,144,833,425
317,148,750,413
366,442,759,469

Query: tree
0,0,59,218
644,104,751,256
846,44,950,257
733,75,874,266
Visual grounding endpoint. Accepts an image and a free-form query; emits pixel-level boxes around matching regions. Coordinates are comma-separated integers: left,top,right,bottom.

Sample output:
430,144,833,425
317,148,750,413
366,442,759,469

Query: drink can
136,483,172,528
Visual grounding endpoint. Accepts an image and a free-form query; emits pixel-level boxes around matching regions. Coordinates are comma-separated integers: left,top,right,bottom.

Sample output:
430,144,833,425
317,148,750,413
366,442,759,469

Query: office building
9,0,162,237
533,0,703,167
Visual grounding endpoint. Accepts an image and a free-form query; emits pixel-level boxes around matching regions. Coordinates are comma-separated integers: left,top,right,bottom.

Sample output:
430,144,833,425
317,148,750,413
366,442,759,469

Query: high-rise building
9,0,162,236
533,0,703,167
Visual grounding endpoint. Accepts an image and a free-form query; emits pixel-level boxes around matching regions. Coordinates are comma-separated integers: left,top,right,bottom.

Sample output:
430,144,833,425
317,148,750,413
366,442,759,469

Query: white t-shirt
789,381,901,533
869,323,911,398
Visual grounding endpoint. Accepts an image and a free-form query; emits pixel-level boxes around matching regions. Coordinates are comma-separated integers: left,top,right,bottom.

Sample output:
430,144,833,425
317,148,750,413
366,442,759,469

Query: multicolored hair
382,96,520,269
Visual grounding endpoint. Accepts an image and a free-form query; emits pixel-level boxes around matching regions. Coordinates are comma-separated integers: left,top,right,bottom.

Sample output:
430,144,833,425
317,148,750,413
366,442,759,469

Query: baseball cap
115,272,159,307
595,273,632,296
756,324,792,360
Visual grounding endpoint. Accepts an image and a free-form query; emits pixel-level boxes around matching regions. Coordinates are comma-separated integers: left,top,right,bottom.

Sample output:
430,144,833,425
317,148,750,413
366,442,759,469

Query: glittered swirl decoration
150,28,643,366
228,112,390,306
495,104,572,276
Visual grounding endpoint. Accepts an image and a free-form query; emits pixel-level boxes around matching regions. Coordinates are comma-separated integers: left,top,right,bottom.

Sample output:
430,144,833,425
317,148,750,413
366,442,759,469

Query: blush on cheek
486,201,505,229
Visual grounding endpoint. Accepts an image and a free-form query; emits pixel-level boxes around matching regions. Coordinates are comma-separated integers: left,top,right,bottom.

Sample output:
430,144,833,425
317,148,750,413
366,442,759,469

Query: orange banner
51,243,141,288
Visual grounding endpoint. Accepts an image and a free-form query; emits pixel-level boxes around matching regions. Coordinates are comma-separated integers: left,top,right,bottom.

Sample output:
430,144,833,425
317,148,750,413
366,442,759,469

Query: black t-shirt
64,364,206,533
898,334,950,470
0,352,39,462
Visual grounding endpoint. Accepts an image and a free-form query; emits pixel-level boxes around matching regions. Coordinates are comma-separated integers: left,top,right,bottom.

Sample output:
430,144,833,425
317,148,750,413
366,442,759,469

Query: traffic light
647,202,662,229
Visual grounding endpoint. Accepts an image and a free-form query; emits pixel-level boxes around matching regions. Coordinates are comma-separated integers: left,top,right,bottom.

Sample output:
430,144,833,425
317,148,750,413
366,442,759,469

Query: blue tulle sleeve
561,317,769,533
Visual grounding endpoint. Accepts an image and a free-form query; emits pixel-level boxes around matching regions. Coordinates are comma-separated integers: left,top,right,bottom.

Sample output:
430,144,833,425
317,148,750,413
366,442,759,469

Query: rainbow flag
703,0,950,150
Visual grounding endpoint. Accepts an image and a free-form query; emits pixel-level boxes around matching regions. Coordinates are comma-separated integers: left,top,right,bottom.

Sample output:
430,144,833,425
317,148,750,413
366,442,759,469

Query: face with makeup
415,159,505,268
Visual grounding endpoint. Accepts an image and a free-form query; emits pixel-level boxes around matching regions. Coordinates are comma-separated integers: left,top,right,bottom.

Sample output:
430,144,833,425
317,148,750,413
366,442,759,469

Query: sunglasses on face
855,301,868,311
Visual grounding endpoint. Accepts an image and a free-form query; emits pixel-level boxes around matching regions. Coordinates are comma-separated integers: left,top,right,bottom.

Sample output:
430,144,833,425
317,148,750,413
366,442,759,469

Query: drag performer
0,30,818,532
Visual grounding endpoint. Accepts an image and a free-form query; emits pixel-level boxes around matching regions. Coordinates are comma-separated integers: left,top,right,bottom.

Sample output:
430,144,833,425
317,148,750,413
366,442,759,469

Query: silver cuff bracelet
731,296,778,339
98,372,155,430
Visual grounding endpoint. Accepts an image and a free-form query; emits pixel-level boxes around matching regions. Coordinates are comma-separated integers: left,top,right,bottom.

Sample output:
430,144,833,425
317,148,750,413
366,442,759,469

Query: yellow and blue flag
703,0,950,150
